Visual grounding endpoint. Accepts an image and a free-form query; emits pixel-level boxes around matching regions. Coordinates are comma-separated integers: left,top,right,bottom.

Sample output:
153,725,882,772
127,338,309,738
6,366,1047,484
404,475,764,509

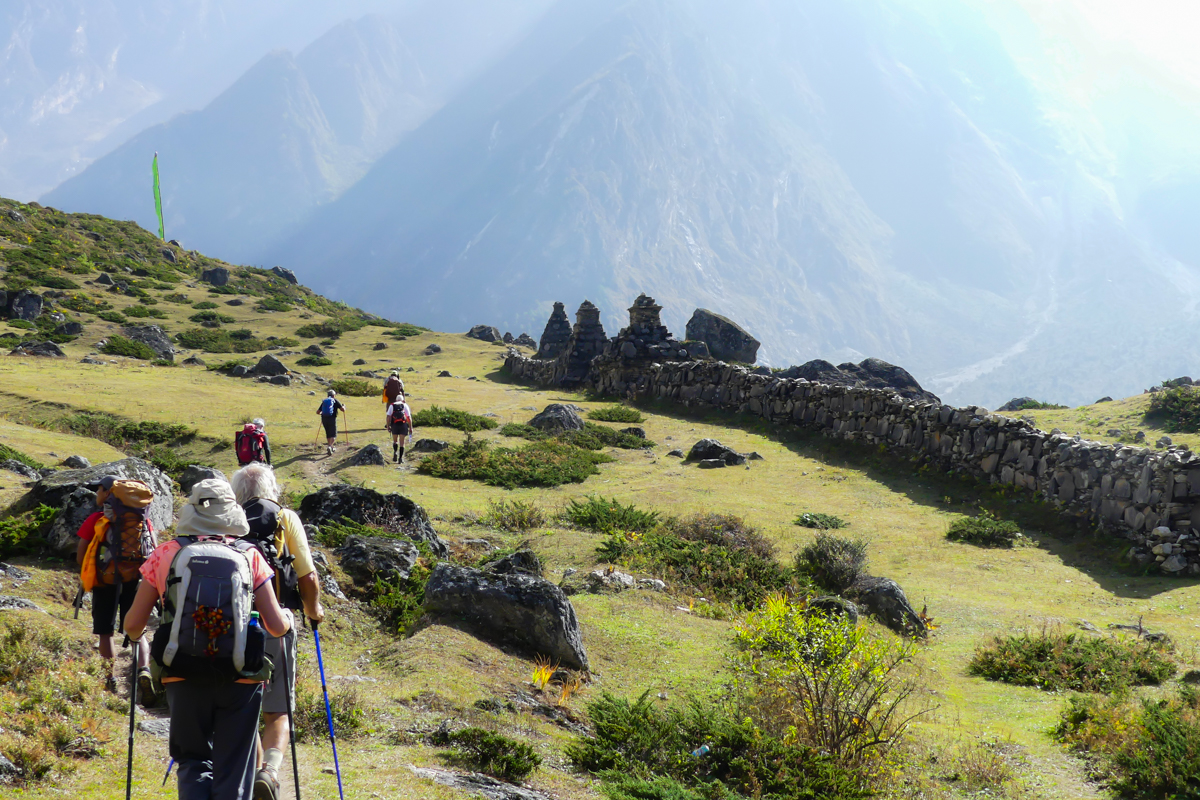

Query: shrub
100,334,156,360
124,304,167,319
567,692,869,799
734,596,924,768
37,273,79,290
502,421,652,450
946,512,1024,548
0,506,58,558
96,310,127,324
598,515,791,607
419,437,613,489
1146,385,1200,433
7,319,34,330
794,512,848,530
483,498,546,531
58,293,111,314
329,378,375,397
384,323,425,337
161,293,191,304
413,405,499,432
435,726,541,782
1056,688,1200,797
563,496,659,533
589,405,644,423
61,411,194,448
192,301,218,309
296,318,364,339
0,443,45,470
1010,399,1068,411
371,559,433,635
294,684,367,743
175,327,265,353
296,355,332,367
796,533,868,593
207,358,254,372
255,297,291,312
189,310,235,324
969,630,1175,692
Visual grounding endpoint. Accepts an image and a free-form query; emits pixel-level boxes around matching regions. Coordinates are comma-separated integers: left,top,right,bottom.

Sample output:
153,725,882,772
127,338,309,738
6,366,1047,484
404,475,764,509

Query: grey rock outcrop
486,549,542,577
772,358,939,404
9,458,174,556
423,344,442,355
467,325,502,343
253,354,288,376
336,444,387,468
998,397,1037,412
178,465,227,497
61,456,90,469
410,439,449,453
408,766,553,800
686,439,746,466
298,484,447,557
182,355,205,366
55,322,84,336
335,535,419,587
304,344,326,357
514,333,537,349
685,309,760,364
529,404,584,434
424,563,589,670
10,341,64,358
122,325,174,361
537,302,572,359
808,595,860,624
846,576,926,636
200,267,230,286
271,266,298,284
1,460,39,479
6,289,43,321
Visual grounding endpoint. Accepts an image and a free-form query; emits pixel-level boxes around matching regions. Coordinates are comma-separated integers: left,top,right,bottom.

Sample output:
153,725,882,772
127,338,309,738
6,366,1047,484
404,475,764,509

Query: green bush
970,630,1175,692
1146,385,1200,432
192,301,218,309
296,356,332,367
161,293,191,304
97,310,127,324
37,273,79,290
189,310,235,325
58,293,111,314
1010,399,1068,410
7,319,34,330
413,405,499,432
946,512,1024,548
175,327,265,353
0,506,58,558
794,512,848,530
384,323,425,337
207,358,253,372
100,334,156,360
0,444,45,470
435,726,541,782
597,515,791,607
795,533,868,593
564,496,660,533
329,378,376,397
294,684,367,743
296,318,365,339
567,692,869,800
371,559,433,635
419,437,613,489
483,498,547,531
124,304,168,319
255,297,291,312
61,411,194,448
589,405,644,423
502,421,652,450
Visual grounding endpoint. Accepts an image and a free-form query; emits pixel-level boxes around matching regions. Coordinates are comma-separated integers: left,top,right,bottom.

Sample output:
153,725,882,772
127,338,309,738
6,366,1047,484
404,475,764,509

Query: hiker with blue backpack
124,478,292,800
317,389,346,456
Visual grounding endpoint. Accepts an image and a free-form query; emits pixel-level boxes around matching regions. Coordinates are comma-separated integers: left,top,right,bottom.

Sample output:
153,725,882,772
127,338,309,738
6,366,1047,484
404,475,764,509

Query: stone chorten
603,294,694,362
560,300,608,386
537,302,572,359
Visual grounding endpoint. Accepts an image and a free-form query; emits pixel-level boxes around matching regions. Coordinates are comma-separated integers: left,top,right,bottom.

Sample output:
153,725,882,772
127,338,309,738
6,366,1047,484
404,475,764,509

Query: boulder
80,356,104,365
502,332,514,344
6,289,43,321
373,342,388,350
182,355,206,366
335,535,419,587
410,439,450,454
585,569,636,592
268,375,291,386
253,354,288,376
10,341,65,358
697,459,727,469
271,266,298,284
620,427,646,439
486,549,542,577
225,298,244,306
335,444,387,468
424,344,442,355
513,333,537,349
408,766,554,800
122,325,174,361
298,484,447,557
8,458,174,556
685,309,760,363
230,365,251,378
436,370,452,378
997,397,1036,412
0,460,39,480
177,465,227,497
303,344,326,357
467,325,501,343
352,358,366,365
808,595,860,624
61,456,90,469
55,322,84,336
686,439,746,466
846,576,926,637
424,563,589,670
200,267,230,286
528,404,584,434
0,596,43,613
1095,396,1113,404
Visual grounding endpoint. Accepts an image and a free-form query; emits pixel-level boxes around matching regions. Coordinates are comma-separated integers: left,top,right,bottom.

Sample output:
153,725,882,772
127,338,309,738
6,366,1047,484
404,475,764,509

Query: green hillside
2,199,1198,799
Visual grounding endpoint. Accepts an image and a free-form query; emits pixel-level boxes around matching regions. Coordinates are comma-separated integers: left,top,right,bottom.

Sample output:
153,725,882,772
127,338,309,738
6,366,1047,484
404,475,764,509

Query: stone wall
505,350,1200,577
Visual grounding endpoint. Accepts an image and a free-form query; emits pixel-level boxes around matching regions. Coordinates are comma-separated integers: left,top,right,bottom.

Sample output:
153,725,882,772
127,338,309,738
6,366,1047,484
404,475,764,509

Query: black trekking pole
73,585,84,620
311,623,345,800
280,636,301,800
125,640,139,800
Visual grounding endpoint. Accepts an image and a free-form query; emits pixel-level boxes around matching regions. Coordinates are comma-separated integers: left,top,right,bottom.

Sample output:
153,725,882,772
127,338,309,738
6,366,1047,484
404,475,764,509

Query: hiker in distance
236,418,272,466
230,463,325,800
125,478,292,800
385,391,414,464
382,370,404,406
317,389,346,456
74,475,155,699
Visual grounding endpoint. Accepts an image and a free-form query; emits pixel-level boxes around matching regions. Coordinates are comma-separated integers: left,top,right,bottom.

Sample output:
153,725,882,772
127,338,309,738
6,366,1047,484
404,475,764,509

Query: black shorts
322,416,338,438
92,579,139,636
390,422,411,436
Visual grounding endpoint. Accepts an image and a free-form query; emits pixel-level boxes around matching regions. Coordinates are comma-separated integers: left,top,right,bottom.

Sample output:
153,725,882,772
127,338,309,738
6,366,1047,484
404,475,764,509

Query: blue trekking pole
312,624,345,800
162,758,174,786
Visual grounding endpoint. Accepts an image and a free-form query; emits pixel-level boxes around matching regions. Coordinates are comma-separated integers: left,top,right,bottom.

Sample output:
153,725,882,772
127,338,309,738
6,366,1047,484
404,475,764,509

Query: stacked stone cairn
506,295,1200,577
536,301,572,359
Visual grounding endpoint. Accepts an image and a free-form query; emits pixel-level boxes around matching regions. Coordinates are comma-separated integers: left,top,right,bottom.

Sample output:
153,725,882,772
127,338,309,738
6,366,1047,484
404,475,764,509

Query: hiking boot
104,672,119,694
253,767,280,800
137,667,156,708
326,445,334,456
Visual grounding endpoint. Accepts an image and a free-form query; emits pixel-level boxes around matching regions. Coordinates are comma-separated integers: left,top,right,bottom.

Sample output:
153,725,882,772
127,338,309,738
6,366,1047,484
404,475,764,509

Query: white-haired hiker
125,478,292,800
236,418,272,466
384,392,413,463
317,390,345,455
230,463,324,800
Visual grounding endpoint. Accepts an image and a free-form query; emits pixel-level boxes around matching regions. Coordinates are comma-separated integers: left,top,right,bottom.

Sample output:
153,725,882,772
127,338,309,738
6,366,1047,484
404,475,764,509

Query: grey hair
230,462,281,505
252,418,265,428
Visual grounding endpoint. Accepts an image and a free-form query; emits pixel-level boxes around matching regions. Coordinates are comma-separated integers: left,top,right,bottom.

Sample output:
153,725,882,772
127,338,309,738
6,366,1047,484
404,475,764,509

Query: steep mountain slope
266,0,1200,406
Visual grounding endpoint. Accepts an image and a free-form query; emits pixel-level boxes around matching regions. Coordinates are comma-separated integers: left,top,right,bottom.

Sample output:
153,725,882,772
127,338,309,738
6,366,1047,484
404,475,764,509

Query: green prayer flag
152,152,165,240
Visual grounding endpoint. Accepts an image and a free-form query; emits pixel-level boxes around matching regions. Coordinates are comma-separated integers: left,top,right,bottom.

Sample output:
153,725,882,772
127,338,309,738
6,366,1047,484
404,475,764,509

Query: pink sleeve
247,549,275,591
139,541,180,596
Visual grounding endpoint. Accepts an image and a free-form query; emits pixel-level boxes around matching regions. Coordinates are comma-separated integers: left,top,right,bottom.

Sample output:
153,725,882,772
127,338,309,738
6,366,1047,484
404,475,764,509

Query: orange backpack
94,480,156,587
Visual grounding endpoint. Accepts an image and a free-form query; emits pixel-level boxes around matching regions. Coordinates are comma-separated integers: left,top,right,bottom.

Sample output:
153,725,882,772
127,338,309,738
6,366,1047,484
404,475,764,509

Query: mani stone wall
505,352,1200,577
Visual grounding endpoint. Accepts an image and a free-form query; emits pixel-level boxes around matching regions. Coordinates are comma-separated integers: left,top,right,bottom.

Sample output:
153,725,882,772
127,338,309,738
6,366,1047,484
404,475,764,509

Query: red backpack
389,402,411,427
235,424,266,465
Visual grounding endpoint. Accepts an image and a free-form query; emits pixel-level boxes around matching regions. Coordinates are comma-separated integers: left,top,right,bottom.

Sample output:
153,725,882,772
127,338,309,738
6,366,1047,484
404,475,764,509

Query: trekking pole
161,758,174,787
73,585,84,620
342,410,351,447
313,419,323,447
311,624,345,800
281,636,301,800
126,641,139,800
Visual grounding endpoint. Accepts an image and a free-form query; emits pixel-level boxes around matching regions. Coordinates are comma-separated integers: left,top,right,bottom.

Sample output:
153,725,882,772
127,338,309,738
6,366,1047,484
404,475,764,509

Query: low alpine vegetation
483,498,547,531
563,495,660,533
501,421,653,450
946,511,1024,548
175,327,267,353
0,506,58,558
294,684,368,743
588,404,644,423
1146,384,1200,433
60,410,195,449
418,437,613,489
795,511,849,529
969,629,1175,692
189,310,235,325
99,334,156,360
796,532,869,592
434,726,541,782
413,405,499,432
0,443,44,470
295,355,332,367
328,378,376,397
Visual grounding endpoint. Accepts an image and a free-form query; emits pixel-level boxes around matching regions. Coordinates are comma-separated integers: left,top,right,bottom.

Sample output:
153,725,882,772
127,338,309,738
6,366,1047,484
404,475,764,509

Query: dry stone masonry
507,295,1200,576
